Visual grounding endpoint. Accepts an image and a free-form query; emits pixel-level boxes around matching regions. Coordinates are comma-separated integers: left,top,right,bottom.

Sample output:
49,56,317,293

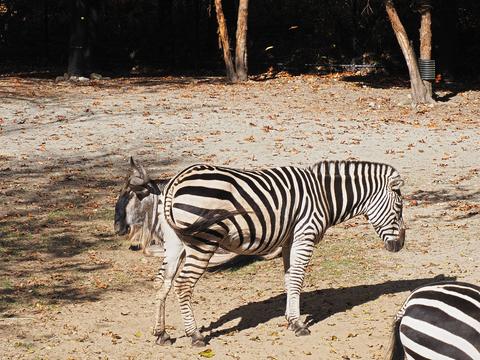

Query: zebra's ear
388,177,404,191
129,156,150,187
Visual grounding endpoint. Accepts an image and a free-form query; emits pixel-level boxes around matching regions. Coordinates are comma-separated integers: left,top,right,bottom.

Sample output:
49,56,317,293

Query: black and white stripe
113,158,281,264
155,160,405,346
388,281,480,360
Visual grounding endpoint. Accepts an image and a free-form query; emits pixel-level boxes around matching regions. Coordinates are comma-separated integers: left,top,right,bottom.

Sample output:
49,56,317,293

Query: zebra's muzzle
384,226,405,252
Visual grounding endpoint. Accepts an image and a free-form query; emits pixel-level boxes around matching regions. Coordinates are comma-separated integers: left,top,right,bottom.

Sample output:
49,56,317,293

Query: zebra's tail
386,314,404,360
167,209,247,237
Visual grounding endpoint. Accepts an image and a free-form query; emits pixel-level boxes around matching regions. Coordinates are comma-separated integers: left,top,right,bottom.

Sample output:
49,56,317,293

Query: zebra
143,159,406,346
113,158,282,263
388,281,480,360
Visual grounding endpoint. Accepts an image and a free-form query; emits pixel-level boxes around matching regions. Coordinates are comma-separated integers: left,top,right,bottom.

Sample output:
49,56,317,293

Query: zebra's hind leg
153,234,185,345
174,240,218,347
285,233,315,336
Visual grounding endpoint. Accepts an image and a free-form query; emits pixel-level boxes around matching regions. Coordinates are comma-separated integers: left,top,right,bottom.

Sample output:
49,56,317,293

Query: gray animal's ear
388,177,404,190
129,156,150,187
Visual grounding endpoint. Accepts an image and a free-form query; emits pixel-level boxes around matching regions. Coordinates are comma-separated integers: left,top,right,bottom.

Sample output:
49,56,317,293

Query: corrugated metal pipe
418,58,435,80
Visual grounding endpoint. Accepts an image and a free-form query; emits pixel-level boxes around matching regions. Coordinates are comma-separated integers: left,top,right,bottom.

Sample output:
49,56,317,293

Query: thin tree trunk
351,0,359,60
85,0,99,74
68,0,98,77
438,0,458,80
194,0,200,72
68,0,88,76
43,0,49,64
419,0,433,98
235,0,249,81
385,0,433,105
160,0,174,68
214,0,237,82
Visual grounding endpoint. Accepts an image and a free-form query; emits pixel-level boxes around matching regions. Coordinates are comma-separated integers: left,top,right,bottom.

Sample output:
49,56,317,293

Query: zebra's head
114,157,165,253
365,174,405,253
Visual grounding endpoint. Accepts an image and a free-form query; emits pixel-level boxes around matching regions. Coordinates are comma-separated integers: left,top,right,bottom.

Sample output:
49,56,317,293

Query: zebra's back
396,281,480,360
163,163,313,255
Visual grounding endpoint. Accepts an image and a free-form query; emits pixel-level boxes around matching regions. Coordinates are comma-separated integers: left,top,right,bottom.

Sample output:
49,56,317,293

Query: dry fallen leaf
199,348,215,358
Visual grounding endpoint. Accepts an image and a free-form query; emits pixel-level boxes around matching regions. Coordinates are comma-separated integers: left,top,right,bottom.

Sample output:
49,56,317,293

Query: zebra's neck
311,161,376,228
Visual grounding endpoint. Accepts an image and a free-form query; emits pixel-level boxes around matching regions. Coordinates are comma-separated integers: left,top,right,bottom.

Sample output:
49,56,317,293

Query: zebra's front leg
153,237,185,345
282,244,291,318
174,241,217,347
285,234,315,336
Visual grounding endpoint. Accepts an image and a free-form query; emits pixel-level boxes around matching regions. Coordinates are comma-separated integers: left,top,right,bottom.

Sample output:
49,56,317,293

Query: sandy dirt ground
0,74,479,360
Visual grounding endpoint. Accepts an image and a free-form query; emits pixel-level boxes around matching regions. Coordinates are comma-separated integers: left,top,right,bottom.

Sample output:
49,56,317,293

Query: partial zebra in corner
143,159,406,346
387,281,480,360
113,158,282,264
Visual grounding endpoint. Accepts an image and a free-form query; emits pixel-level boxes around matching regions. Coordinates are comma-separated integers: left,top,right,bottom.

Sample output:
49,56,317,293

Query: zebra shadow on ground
203,275,454,342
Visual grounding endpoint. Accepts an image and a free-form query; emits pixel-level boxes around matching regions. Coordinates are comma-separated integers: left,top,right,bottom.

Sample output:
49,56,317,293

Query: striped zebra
114,158,282,264
148,159,405,346
388,281,480,360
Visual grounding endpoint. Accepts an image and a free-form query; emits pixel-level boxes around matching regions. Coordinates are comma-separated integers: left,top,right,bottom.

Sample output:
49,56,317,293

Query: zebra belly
213,227,287,256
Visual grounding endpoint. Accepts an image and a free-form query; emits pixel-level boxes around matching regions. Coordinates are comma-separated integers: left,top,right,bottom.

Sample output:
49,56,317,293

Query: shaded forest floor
0,74,479,359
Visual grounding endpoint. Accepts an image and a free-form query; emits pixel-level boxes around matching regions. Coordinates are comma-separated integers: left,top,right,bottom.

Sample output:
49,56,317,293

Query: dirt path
1,75,479,359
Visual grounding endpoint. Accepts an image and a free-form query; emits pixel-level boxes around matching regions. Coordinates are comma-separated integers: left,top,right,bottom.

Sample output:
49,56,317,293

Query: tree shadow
342,72,480,102
406,188,480,205
434,81,480,102
341,72,410,89
0,73,228,96
405,188,480,223
203,275,454,342
0,277,108,313
0,153,181,314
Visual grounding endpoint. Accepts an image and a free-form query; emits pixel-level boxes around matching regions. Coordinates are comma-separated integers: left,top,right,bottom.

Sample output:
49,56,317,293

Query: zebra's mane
310,160,401,179
150,178,171,191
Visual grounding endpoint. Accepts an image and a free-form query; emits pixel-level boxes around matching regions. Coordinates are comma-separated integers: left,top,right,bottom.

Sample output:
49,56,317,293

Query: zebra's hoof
288,320,311,336
191,331,206,347
155,332,173,345
295,327,311,336
192,338,206,347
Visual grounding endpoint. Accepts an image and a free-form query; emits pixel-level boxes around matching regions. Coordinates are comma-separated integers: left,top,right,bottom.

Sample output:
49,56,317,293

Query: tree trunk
194,0,201,72
85,0,99,74
67,0,98,77
438,0,458,80
68,0,88,76
159,0,174,68
214,0,238,82
235,0,249,81
43,0,49,64
351,0,359,60
419,0,433,98
384,0,433,105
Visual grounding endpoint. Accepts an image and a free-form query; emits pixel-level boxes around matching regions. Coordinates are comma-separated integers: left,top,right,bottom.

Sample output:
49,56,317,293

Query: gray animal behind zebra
114,163,168,256
115,157,405,346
